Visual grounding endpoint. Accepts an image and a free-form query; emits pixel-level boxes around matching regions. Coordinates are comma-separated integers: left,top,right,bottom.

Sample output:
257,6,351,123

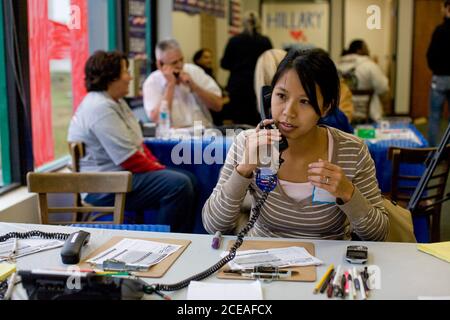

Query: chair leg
431,210,441,243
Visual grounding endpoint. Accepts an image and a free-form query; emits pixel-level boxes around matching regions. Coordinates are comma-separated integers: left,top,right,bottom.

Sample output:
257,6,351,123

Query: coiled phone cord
148,178,274,293
0,231,71,243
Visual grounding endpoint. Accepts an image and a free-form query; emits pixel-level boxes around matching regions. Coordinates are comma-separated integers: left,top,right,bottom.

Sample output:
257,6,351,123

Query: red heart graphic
290,30,303,41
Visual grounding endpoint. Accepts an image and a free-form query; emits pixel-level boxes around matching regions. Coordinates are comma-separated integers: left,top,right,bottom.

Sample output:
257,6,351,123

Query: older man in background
143,39,223,128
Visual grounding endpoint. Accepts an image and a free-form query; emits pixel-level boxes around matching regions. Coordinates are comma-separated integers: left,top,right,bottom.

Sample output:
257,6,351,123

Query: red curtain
28,0,89,167
28,0,53,167
70,0,89,110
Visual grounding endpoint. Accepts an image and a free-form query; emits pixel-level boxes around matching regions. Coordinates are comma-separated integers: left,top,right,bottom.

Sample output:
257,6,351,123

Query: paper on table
187,281,263,300
417,242,450,263
0,239,64,262
222,246,323,270
367,129,422,145
86,238,182,270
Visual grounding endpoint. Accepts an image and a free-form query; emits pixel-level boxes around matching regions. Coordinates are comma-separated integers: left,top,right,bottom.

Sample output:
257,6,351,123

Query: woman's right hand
236,120,282,178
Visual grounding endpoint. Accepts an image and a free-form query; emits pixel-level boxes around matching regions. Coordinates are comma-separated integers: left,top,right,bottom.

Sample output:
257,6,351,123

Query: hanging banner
173,0,225,18
228,0,241,35
262,2,330,51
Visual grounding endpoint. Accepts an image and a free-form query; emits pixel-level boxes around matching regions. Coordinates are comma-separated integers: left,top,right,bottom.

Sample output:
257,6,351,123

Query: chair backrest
68,142,86,220
351,89,374,124
27,172,132,225
388,145,450,242
68,141,85,173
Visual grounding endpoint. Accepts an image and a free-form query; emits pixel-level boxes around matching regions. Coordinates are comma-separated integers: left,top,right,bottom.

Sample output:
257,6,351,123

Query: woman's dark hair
85,51,129,92
271,48,340,117
193,48,210,64
342,40,366,56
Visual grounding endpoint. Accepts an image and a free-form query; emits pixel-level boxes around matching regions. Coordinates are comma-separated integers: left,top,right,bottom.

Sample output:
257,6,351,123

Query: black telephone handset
260,86,289,153
261,122,289,153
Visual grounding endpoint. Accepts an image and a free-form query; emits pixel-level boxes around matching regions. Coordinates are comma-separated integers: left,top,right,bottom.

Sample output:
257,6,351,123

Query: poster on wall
173,0,225,18
128,0,148,96
262,2,330,51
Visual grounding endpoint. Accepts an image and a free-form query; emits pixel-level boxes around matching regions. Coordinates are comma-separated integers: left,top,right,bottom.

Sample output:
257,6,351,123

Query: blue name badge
312,187,336,205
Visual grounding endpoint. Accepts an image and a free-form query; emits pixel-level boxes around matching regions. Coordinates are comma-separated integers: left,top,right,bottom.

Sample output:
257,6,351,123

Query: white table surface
1,223,449,300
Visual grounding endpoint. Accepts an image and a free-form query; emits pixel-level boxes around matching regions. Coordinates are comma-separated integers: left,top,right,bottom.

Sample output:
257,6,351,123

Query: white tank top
278,129,334,202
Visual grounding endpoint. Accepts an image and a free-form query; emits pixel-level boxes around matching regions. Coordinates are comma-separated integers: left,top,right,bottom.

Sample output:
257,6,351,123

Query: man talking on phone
143,39,223,128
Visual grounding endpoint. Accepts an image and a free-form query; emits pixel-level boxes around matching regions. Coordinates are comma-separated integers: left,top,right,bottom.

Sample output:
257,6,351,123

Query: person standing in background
221,11,272,126
426,0,450,146
337,40,389,122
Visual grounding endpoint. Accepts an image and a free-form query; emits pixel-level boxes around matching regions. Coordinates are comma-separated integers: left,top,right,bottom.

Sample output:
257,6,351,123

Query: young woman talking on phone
202,49,388,241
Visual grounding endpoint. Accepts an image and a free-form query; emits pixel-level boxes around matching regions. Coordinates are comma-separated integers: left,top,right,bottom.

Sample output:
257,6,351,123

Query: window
28,0,89,170
0,2,11,188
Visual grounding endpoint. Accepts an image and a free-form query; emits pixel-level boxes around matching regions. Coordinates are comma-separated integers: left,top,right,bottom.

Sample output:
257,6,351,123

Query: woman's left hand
308,159,355,203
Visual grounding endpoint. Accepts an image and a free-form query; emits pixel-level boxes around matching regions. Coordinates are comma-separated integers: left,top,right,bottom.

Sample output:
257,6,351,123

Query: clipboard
79,236,191,278
217,240,317,282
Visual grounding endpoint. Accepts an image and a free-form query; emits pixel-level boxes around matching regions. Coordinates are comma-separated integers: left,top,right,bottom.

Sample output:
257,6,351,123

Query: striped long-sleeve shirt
202,126,389,241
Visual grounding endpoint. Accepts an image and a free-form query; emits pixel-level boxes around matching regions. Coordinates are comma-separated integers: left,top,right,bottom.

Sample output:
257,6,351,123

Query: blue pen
211,231,222,249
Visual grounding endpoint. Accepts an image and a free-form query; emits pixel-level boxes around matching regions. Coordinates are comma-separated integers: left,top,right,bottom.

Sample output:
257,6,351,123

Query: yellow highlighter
313,264,335,294
0,263,17,282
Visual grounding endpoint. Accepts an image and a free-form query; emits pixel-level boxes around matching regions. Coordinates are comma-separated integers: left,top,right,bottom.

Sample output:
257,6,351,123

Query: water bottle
157,100,171,138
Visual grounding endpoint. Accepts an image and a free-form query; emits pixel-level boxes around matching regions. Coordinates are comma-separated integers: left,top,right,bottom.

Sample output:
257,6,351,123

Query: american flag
228,0,241,35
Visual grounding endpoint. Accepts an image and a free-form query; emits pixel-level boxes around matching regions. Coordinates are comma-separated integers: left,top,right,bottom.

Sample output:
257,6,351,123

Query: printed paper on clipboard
86,238,182,271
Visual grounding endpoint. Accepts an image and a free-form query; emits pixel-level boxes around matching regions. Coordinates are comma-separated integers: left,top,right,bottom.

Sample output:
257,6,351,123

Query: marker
357,275,367,300
313,264,334,294
211,231,222,249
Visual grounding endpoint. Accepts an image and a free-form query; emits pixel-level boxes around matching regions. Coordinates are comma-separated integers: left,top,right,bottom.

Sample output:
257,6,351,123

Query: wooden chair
27,172,132,225
388,145,450,242
351,89,374,124
68,141,146,224
68,142,86,218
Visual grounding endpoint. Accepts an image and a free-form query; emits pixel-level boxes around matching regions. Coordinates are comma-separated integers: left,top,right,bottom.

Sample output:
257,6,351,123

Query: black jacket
221,33,273,90
427,18,450,76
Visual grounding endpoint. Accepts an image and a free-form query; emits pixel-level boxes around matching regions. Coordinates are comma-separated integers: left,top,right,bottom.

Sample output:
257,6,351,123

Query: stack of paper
417,242,450,263
187,281,263,300
86,238,182,271
0,239,64,262
223,246,323,271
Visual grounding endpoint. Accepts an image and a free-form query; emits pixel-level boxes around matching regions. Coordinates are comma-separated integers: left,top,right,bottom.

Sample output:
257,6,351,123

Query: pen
361,270,370,296
357,275,367,300
154,289,172,301
313,264,334,294
211,231,222,250
224,269,295,275
344,272,350,297
348,274,355,300
320,270,334,294
340,274,347,299
4,272,17,300
235,271,295,280
332,265,342,287
326,276,334,298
